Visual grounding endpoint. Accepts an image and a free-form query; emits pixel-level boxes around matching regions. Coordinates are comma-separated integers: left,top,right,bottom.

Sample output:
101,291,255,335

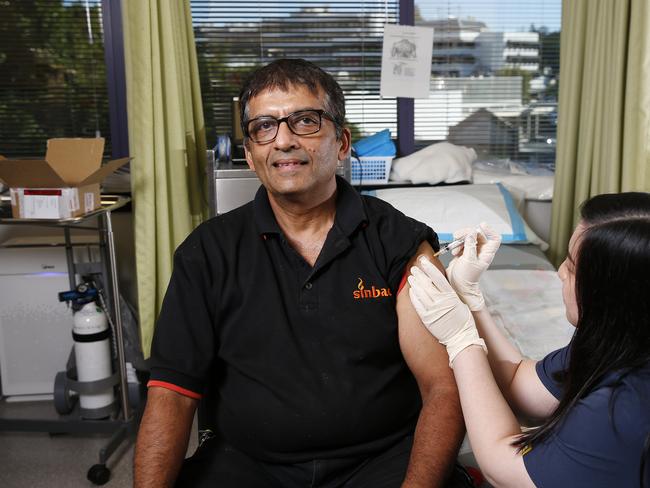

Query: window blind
191,0,400,151
0,0,110,158
414,0,561,165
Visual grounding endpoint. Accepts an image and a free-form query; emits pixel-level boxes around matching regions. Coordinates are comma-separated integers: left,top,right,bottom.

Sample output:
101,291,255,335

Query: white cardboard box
0,138,130,219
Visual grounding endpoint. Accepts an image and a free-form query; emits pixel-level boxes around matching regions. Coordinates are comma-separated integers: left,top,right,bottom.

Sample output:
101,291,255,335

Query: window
0,1,111,157
414,1,561,165
191,0,399,158
192,0,560,166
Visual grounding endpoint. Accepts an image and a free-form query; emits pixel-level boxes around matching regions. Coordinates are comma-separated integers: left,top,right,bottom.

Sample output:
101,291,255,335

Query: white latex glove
408,257,487,366
446,222,502,311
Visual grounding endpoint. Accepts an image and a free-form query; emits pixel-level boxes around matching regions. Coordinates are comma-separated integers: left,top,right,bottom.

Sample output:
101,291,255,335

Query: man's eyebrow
248,107,323,119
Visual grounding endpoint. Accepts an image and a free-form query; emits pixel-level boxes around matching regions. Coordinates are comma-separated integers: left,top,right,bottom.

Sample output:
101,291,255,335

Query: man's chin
265,179,309,198
262,172,337,201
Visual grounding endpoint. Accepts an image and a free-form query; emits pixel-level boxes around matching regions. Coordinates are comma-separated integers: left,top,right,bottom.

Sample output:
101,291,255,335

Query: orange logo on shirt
353,277,393,299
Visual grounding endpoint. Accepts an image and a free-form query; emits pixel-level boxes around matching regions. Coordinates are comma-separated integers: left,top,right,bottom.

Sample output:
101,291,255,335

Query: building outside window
414,1,561,165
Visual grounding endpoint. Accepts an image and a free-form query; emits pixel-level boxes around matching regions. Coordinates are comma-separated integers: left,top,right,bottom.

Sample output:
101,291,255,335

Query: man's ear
243,140,256,171
337,127,352,162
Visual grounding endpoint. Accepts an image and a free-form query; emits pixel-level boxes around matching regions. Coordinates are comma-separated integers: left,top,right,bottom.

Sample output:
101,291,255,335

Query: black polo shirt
149,176,439,463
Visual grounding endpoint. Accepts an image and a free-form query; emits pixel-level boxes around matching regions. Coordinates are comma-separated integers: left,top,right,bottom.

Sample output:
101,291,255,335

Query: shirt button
305,282,313,290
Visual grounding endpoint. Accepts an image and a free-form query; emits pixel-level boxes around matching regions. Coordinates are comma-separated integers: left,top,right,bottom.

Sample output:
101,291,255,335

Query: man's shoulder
360,192,430,235
176,202,256,256
356,192,439,266
360,192,409,221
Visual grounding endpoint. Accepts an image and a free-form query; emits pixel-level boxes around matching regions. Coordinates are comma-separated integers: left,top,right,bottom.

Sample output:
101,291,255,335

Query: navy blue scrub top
524,345,650,487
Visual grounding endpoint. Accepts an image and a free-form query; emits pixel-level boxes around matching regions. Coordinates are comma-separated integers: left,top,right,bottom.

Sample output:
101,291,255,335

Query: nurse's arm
471,307,559,420
451,345,537,487
397,241,465,487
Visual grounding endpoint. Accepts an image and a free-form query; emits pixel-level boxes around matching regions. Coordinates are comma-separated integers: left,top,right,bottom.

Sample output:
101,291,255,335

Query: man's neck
267,185,337,266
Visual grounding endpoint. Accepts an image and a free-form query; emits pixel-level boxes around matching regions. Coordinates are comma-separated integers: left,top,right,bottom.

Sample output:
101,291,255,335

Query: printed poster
380,24,434,99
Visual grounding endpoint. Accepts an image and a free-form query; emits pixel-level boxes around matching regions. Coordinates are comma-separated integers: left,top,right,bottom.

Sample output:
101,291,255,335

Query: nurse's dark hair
514,192,650,480
642,433,649,487
238,58,345,139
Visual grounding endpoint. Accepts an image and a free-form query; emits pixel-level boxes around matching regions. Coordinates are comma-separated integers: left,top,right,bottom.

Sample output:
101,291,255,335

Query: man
134,59,466,487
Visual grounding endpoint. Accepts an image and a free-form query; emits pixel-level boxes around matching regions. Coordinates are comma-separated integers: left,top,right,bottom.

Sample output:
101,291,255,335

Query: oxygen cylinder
73,302,114,415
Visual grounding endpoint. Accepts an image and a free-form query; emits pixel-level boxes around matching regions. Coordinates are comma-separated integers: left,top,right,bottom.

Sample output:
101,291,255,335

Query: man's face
243,84,350,201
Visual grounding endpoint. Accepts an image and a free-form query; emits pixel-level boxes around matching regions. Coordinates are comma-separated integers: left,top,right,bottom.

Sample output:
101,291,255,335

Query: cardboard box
0,138,130,219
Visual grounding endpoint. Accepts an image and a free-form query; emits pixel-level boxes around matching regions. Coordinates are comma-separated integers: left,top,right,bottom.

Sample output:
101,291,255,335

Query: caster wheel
54,371,77,415
87,464,111,485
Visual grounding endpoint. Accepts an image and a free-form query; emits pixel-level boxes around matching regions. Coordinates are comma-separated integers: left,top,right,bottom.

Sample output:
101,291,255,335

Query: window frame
101,0,129,159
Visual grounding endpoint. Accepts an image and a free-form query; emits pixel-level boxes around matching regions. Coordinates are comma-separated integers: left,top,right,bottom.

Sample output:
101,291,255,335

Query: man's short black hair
239,58,345,139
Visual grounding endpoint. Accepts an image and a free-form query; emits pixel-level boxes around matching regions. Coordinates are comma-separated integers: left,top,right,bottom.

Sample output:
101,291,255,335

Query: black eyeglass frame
244,109,339,143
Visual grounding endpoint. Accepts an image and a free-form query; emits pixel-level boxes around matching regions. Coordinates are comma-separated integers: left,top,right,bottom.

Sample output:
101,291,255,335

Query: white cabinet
0,247,73,398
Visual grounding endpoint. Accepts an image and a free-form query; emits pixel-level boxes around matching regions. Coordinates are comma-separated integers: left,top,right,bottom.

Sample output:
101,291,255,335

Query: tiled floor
0,398,135,487
0,398,198,487
0,398,487,487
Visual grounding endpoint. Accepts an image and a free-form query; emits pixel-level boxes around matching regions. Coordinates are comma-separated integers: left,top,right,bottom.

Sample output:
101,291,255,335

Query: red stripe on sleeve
147,380,203,400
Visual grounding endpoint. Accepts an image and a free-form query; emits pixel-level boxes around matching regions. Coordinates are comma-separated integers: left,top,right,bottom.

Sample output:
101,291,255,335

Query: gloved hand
408,257,487,366
446,222,501,311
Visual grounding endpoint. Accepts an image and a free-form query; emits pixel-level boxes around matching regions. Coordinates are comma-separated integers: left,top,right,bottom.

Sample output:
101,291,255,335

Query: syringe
433,227,481,257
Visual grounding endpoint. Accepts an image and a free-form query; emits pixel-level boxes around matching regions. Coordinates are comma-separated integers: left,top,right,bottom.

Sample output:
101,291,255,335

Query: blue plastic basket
350,156,393,185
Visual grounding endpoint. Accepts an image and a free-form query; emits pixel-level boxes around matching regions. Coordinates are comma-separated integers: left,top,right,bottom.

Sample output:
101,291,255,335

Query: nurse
408,192,650,487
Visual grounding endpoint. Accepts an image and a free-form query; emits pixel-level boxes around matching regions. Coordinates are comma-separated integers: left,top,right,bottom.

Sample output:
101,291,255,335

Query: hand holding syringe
427,223,502,310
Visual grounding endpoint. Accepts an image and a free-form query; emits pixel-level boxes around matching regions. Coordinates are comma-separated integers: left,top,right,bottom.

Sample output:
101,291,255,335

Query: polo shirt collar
253,185,282,236
334,175,367,236
253,176,367,238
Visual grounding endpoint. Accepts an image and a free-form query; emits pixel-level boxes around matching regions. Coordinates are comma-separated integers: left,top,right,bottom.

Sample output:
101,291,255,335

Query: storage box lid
0,138,131,188
45,138,105,185
0,160,68,187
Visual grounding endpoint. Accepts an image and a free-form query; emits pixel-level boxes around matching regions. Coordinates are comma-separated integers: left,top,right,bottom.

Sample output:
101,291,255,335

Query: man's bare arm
133,386,198,488
398,241,465,488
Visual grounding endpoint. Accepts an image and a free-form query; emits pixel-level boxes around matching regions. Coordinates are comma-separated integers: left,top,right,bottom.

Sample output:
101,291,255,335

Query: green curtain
548,0,650,266
122,1,207,356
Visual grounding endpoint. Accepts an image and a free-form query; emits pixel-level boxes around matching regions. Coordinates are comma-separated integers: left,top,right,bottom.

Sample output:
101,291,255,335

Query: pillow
365,183,548,249
389,141,474,184
472,169,554,201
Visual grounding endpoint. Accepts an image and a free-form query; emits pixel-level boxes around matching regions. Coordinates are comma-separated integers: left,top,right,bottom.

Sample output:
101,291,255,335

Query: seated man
134,58,466,488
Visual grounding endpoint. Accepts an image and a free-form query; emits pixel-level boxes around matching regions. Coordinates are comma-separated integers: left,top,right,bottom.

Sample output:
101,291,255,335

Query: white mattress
471,167,554,201
440,243,554,271
440,245,572,359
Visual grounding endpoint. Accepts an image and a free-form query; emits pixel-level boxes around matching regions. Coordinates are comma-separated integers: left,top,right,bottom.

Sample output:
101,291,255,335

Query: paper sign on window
380,24,434,99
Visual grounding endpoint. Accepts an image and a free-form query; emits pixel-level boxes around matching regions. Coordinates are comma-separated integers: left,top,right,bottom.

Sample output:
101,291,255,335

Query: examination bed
370,183,574,361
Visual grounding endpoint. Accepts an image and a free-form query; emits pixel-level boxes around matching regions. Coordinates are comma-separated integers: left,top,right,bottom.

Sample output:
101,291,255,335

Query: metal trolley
0,195,136,485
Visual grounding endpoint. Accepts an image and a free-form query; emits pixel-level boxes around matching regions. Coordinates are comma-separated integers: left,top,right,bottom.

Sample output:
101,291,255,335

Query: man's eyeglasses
244,109,338,144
